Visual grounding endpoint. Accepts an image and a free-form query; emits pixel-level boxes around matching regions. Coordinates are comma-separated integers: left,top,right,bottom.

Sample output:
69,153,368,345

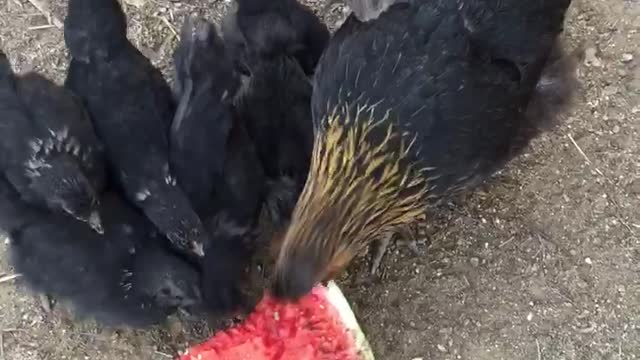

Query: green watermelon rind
324,281,375,360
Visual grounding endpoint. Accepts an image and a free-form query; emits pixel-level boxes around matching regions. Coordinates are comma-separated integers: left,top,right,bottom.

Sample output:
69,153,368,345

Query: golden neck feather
282,104,429,261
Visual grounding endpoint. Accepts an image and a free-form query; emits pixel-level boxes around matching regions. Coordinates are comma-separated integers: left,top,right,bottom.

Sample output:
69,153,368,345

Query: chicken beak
89,211,104,234
192,241,205,258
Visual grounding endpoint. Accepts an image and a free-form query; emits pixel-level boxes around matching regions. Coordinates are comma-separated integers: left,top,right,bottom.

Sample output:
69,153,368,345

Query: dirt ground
0,0,638,359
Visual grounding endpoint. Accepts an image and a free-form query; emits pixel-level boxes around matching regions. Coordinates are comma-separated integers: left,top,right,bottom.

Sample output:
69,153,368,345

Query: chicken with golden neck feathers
272,0,578,299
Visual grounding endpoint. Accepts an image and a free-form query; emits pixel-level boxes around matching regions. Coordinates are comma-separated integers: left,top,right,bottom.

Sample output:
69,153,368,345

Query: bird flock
0,0,578,329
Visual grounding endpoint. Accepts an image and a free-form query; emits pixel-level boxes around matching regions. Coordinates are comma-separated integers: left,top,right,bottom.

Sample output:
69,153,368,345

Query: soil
0,0,638,359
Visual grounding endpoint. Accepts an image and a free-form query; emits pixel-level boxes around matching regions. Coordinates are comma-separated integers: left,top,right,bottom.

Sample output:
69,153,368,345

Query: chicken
63,0,209,259
199,113,267,312
272,0,578,299
1,176,202,328
171,17,240,214
0,50,105,233
222,0,330,76
171,17,266,312
216,1,322,307
232,55,315,224
222,0,318,225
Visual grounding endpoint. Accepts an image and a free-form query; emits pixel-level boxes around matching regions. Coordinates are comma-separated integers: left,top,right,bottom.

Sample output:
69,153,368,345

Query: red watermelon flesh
179,281,374,360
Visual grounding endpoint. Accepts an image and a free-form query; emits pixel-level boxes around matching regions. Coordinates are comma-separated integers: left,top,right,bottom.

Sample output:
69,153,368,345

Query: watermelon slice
179,281,374,360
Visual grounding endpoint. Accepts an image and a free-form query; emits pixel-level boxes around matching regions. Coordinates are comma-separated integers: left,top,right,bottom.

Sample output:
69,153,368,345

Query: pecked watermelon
179,281,374,360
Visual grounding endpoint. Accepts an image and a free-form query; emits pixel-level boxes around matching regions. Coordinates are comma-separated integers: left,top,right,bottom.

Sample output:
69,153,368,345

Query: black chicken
222,0,319,226
200,113,266,311
0,51,105,233
171,17,240,214
1,176,202,328
232,56,315,225
171,17,266,312
222,0,330,76
272,0,579,299
64,0,209,259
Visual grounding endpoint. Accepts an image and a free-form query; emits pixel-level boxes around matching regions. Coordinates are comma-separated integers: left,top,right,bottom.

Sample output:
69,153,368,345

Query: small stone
531,264,539,273
584,47,602,67
621,53,634,63
585,257,593,265
527,312,534,321
470,257,480,267
612,125,620,134
437,344,447,353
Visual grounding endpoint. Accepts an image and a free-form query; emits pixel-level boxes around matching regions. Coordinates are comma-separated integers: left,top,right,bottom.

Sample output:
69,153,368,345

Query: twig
0,274,22,284
567,134,593,166
154,351,173,358
158,16,178,37
28,24,56,30
536,339,542,360
24,0,62,28
619,341,622,357
498,236,515,248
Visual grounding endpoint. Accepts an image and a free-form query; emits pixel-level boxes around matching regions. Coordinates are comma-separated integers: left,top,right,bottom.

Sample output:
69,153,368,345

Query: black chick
222,1,318,226
0,51,105,233
63,0,209,259
1,176,202,328
232,55,315,225
272,0,578,299
199,113,267,313
171,17,240,214
171,17,267,313
222,0,330,76
171,17,265,313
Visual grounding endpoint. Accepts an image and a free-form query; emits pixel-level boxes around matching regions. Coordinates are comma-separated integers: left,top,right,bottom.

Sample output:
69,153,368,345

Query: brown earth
0,0,638,359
